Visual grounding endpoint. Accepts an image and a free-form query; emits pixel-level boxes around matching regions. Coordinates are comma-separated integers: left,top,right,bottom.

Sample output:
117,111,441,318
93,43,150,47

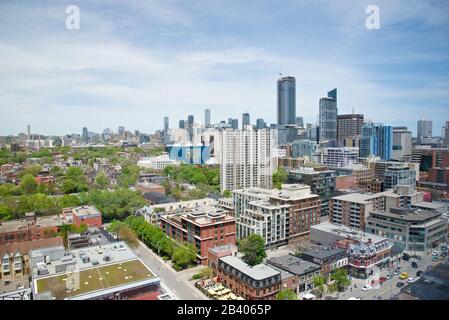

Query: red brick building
62,206,103,228
160,207,236,265
0,213,63,245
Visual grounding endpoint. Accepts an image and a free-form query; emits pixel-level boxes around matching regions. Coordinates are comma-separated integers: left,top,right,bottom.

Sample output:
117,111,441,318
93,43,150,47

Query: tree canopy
237,234,266,266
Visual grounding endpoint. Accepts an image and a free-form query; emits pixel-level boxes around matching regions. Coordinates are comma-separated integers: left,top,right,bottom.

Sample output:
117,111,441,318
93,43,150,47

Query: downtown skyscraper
319,88,338,147
277,76,296,126
360,122,393,160
417,118,432,143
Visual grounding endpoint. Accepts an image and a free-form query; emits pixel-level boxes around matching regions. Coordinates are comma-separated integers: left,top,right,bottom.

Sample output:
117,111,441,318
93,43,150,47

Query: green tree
172,244,197,270
19,174,38,194
275,289,298,300
272,167,287,189
330,268,350,292
21,165,42,177
313,275,326,297
95,171,110,189
237,234,266,266
223,189,231,198
62,166,88,194
0,204,13,221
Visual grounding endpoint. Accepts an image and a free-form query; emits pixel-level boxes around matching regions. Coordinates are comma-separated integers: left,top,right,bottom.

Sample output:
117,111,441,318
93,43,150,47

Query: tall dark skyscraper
277,76,296,126
187,115,194,127
179,119,185,129
163,116,169,132
205,109,211,127
242,112,250,128
319,88,338,147
256,118,266,129
295,116,304,128
82,127,88,142
231,119,239,129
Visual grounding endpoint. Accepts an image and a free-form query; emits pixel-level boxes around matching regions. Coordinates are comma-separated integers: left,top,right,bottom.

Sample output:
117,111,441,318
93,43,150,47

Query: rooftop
267,254,320,275
302,246,346,260
31,241,157,300
332,193,372,204
71,206,101,218
311,221,388,244
370,207,442,222
219,255,280,280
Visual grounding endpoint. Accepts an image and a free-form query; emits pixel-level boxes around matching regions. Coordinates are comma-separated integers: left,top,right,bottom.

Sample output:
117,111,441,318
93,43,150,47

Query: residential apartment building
383,165,417,190
160,206,236,265
287,167,335,216
219,128,276,192
392,126,412,161
318,147,359,169
360,123,393,160
233,184,321,247
330,193,375,230
366,207,448,252
337,113,364,147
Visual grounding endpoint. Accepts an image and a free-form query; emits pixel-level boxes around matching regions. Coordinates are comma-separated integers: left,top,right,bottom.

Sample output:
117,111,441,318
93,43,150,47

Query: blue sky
0,0,448,136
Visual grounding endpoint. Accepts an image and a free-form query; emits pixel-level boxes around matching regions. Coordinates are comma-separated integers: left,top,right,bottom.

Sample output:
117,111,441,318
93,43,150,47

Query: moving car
411,262,418,268
372,295,383,300
411,255,422,260
396,282,405,288
347,297,361,300
432,251,439,256
403,253,411,261
416,270,423,277
386,274,392,279
399,272,409,280
407,277,416,283
362,285,372,291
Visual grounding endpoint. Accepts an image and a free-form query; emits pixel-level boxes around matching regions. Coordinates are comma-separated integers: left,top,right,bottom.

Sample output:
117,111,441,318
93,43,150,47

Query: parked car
394,270,399,275
362,285,372,291
432,251,439,256
372,295,383,300
411,262,418,268
416,271,423,277
379,277,387,283
403,253,411,261
386,274,392,279
396,282,405,288
412,255,422,260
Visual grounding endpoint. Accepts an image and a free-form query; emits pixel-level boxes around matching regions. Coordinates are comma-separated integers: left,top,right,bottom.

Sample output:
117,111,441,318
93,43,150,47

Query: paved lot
131,240,208,300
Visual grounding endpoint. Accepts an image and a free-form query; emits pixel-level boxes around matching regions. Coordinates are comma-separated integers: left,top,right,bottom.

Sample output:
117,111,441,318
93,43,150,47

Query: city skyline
1,1,449,136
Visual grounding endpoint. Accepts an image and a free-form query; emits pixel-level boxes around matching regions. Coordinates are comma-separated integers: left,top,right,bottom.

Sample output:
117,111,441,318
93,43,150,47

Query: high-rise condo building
242,112,250,128
360,123,393,160
417,118,432,143
337,113,364,147
163,116,169,132
277,76,296,126
256,118,266,129
319,89,338,147
205,109,211,127
392,126,412,161
82,127,88,142
179,119,186,129
219,127,276,192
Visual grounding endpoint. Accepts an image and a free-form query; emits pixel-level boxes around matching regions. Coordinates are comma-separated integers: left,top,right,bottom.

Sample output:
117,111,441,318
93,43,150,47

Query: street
339,253,437,300
132,240,208,300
